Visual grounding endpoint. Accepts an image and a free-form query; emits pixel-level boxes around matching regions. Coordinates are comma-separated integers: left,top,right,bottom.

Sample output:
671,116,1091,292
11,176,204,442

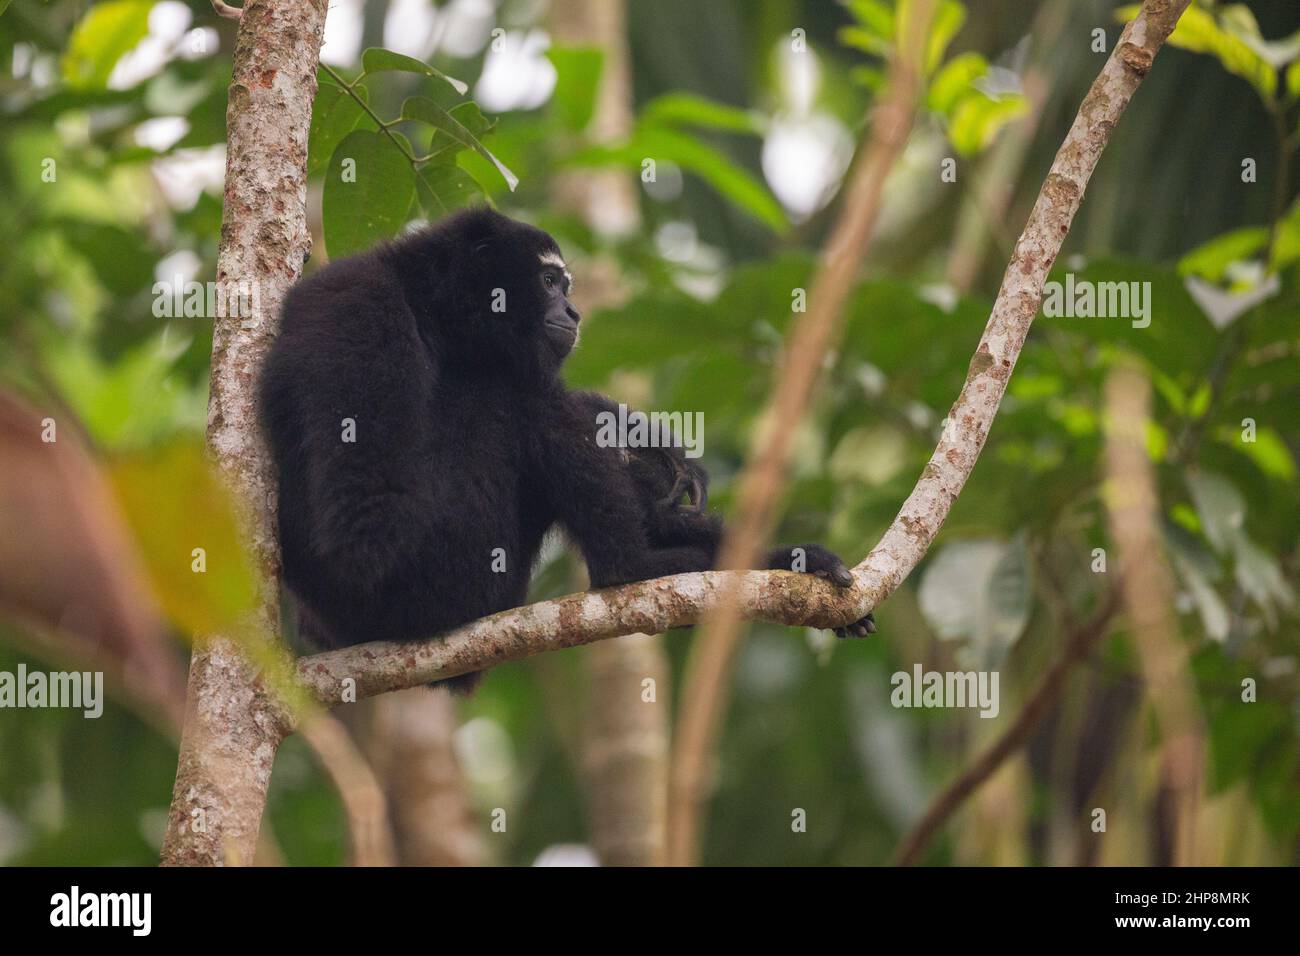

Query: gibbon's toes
833,613,876,639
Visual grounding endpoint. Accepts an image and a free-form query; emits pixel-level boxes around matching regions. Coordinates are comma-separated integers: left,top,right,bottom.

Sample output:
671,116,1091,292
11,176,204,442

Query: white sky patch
152,145,225,210
321,0,364,67
383,0,439,60
107,0,192,89
761,113,853,220
776,37,821,114
474,29,556,112
134,115,189,151
178,27,220,61
438,0,496,59
155,249,202,285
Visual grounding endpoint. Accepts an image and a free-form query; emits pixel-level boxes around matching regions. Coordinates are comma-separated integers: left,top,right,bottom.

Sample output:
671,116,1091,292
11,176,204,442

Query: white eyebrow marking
538,250,573,290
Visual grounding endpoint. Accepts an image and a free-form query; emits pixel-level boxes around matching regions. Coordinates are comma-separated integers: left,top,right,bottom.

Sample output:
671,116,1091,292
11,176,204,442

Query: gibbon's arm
534,393,717,588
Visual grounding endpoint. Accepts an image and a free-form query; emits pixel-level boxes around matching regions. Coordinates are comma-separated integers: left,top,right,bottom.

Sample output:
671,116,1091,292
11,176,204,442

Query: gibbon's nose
566,304,581,324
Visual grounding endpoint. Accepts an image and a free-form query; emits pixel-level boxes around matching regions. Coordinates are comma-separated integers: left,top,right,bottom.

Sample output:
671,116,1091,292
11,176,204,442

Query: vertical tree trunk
160,0,328,867
551,0,670,867
365,689,486,866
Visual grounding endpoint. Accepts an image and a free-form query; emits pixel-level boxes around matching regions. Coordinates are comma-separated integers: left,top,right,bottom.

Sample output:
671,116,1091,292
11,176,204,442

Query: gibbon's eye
543,272,557,290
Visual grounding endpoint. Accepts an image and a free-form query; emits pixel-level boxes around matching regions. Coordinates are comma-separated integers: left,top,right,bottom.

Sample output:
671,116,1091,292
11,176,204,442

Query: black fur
259,209,873,692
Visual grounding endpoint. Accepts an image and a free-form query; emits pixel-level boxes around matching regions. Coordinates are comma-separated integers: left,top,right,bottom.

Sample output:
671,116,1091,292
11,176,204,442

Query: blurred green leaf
641,92,766,134
62,0,153,90
1186,471,1245,554
915,0,967,75
1116,4,1276,99
547,46,603,131
1178,226,1270,282
927,51,988,115
947,92,1027,156
108,443,258,638
845,0,894,40
569,126,787,231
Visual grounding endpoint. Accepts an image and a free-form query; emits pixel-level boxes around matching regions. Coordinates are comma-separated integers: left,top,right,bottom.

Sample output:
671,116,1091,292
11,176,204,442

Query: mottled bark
160,0,327,867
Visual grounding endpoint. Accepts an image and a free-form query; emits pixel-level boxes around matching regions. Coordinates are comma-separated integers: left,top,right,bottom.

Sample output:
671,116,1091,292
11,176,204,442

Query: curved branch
291,0,1192,712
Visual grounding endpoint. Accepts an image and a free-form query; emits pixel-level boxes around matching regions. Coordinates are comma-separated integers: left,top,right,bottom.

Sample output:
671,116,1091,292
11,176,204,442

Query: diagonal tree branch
293,0,1192,709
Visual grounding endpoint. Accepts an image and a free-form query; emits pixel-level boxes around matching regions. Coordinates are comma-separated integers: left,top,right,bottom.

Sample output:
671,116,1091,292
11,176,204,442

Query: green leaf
845,0,894,39
59,221,156,296
838,25,890,57
568,127,787,231
109,443,258,639
415,163,485,218
1167,523,1230,642
979,533,1032,666
917,0,967,75
547,46,604,131
322,130,418,258
1272,200,1300,270
1178,226,1271,282
1287,61,1300,100
424,102,495,165
62,0,154,90
641,93,766,134
401,96,519,191
309,82,370,177
927,51,988,115
947,92,1027,156
1186,471,1245,554
919,537,1032,668
359,47,468,95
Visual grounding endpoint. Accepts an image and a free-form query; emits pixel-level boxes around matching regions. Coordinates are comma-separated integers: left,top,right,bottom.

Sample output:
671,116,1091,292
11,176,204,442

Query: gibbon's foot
833,612,876,639
763,544,876,639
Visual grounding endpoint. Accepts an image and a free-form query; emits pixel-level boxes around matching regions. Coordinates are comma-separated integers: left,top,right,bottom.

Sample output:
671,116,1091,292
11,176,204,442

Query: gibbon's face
537,247,579,360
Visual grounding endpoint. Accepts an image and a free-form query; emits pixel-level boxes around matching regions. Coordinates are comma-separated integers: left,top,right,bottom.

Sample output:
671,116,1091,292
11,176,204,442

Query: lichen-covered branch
292,0,1191,716
160,0,327,867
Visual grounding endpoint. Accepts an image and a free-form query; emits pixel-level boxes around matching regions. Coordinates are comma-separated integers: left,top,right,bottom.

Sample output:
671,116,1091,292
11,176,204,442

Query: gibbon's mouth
545,319,579,342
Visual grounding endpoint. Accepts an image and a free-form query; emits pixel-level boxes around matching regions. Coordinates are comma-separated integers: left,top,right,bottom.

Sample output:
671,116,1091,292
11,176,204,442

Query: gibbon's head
399,207,580,380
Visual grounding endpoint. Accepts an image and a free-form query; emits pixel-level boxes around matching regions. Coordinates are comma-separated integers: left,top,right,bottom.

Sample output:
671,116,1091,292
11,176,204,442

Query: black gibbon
258,208,873,691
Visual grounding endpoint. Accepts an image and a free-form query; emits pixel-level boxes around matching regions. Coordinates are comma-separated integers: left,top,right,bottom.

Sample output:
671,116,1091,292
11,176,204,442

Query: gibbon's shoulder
277,248,418,348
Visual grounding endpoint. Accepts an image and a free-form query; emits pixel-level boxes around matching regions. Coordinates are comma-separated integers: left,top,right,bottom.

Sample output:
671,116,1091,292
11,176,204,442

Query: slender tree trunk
365,689,486,866
160,0,327,867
